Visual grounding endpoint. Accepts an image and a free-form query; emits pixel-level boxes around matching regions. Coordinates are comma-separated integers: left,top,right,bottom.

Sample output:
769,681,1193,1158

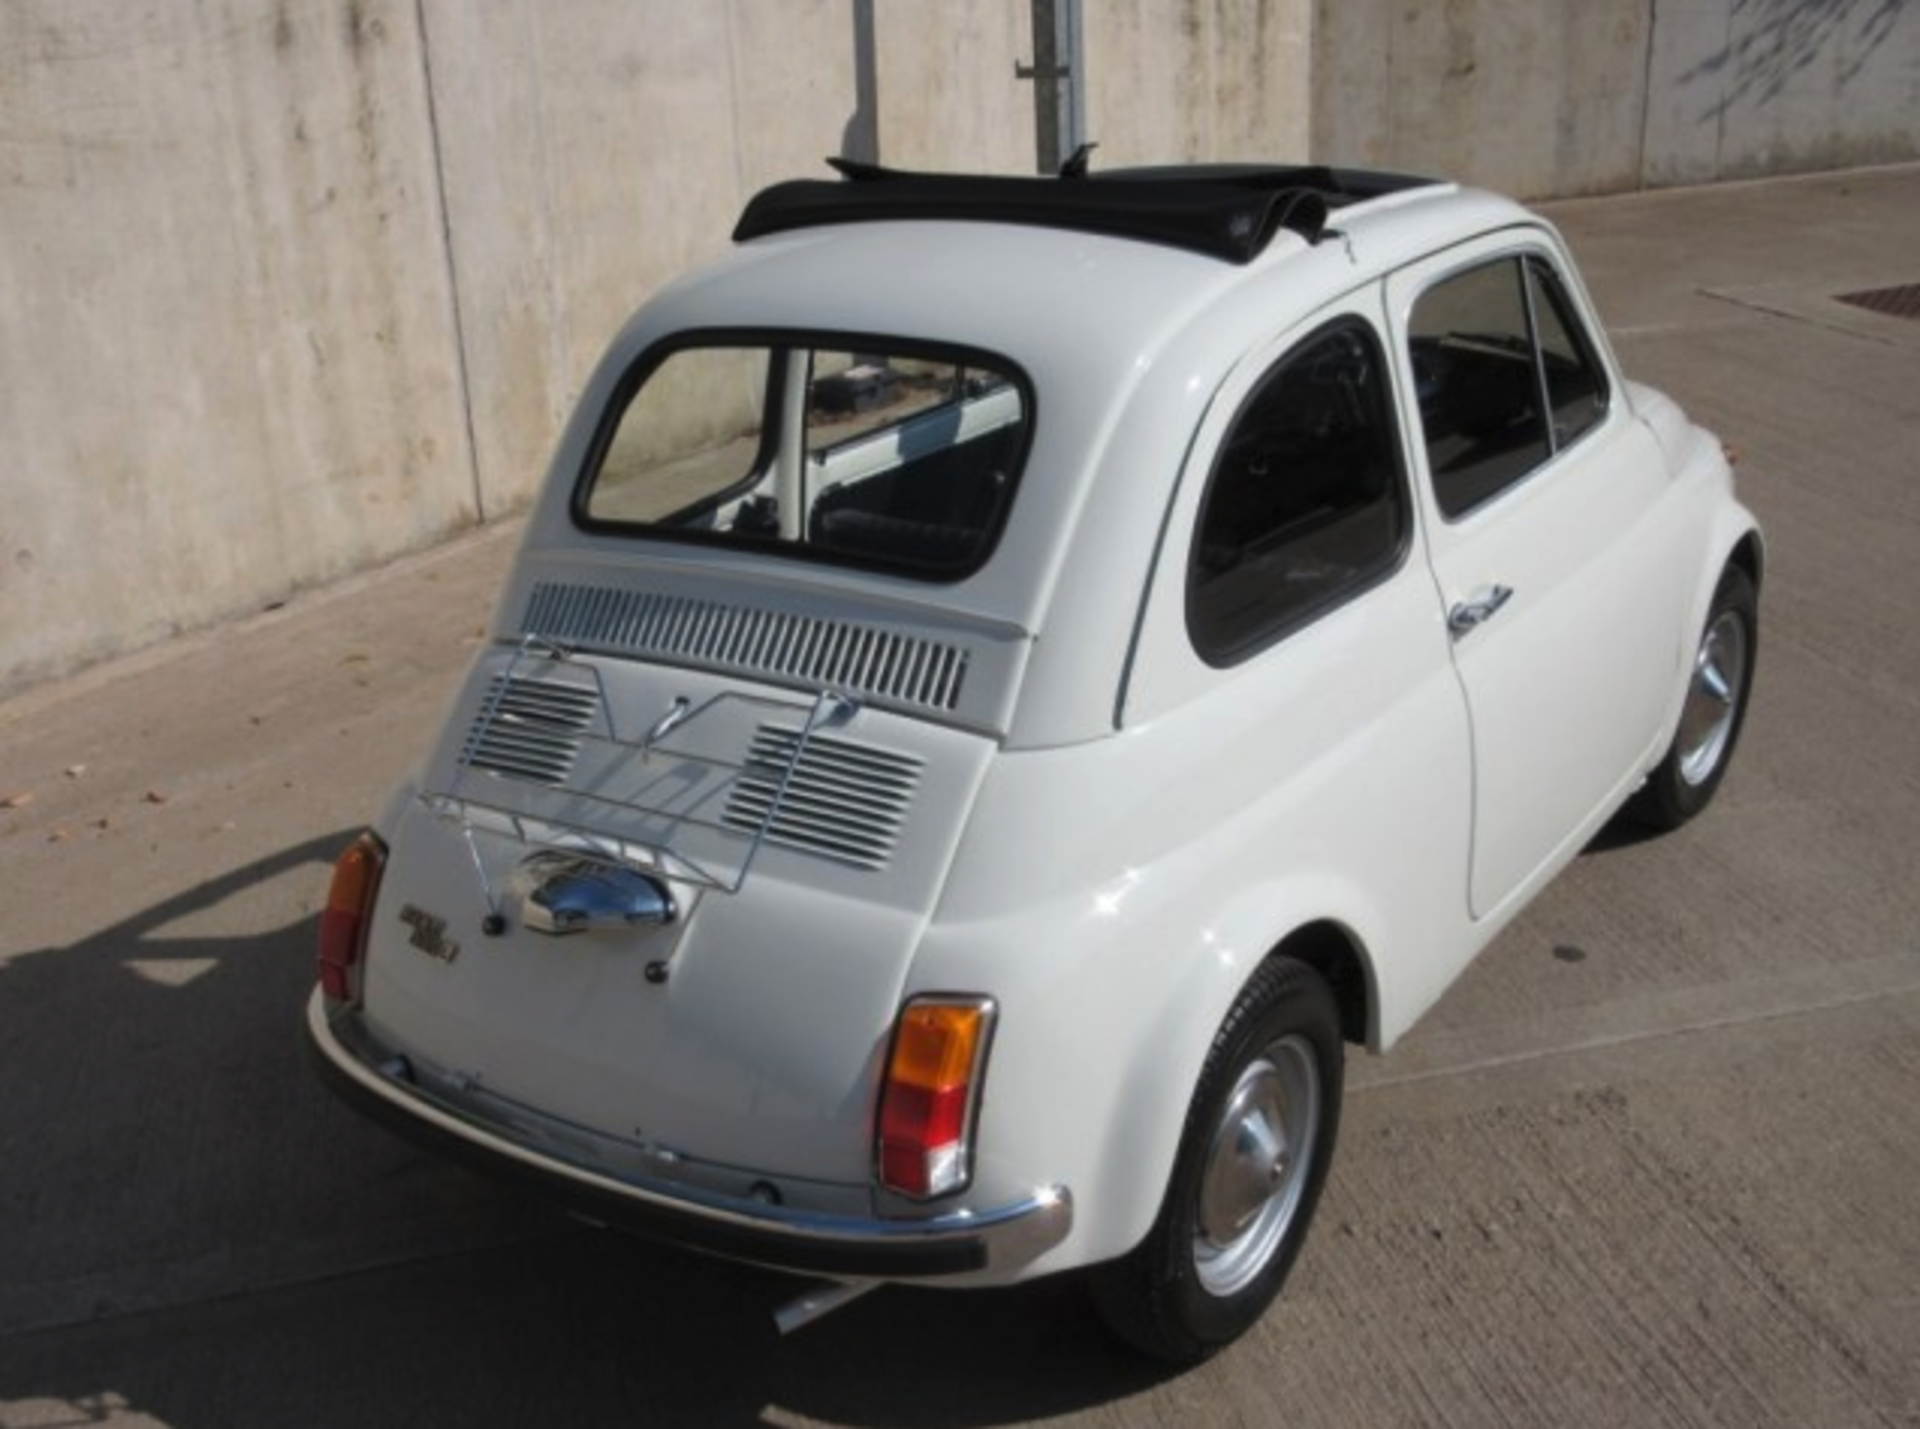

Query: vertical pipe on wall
844,0,880,165
1058,0,1086,165
1023,0,1085,174
412,0,486,524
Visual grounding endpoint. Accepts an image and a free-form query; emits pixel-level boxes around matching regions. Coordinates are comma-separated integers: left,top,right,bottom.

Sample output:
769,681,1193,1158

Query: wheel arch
1268,918,1376,1049
1668,507,1765,737
1078,908,1379,1271
1727,527,1764,592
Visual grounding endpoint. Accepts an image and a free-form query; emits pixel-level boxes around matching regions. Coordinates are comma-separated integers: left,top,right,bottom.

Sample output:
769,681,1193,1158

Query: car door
1388,234,1686,918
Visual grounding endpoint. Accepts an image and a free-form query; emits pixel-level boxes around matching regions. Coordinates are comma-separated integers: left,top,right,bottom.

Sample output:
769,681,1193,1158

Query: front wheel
1629,563,1758,831
1090,957,1342,1364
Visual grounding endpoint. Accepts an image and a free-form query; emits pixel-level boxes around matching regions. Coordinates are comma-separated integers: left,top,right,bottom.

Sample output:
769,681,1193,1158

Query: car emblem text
398,904,460,964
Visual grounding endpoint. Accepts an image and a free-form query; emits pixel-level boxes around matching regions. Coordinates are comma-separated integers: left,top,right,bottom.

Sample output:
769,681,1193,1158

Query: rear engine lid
355,639,998,1188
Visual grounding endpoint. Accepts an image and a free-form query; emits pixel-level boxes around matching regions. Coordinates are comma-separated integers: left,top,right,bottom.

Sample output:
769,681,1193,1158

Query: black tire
1089,957,1343,1364
1629,564,1758,831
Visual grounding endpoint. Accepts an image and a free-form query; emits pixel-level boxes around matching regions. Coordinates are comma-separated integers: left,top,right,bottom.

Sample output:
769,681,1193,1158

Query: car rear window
577,336,1031,580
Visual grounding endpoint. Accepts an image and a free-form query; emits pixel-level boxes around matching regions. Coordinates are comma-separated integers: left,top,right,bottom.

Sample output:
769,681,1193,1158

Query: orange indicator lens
318,831,386,1004
890,1002,988,1091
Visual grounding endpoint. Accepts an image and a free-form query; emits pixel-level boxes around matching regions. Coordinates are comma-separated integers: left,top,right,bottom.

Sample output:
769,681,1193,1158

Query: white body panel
312,172,1761,1290
1386,233,1688,915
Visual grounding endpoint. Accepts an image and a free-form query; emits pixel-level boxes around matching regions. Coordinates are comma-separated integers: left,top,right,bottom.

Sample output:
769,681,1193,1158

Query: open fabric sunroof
735,159,1439,265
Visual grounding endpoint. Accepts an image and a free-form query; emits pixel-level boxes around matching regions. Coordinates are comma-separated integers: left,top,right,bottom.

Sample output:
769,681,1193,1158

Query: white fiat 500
309,161,1761,1362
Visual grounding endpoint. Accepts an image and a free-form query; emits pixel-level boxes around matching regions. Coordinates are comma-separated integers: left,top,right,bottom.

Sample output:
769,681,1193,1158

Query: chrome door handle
1447,584,1514,637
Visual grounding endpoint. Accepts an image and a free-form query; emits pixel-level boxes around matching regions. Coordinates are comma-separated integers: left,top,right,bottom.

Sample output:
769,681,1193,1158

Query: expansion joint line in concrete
412,0,486,526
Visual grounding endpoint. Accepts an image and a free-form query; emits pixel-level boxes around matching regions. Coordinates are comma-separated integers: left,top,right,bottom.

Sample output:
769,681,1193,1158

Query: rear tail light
318,831,387,1006
876,995,996,1200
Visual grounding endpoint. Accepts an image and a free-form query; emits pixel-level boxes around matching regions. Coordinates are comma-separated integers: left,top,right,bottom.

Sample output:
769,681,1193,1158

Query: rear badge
399,904,461,964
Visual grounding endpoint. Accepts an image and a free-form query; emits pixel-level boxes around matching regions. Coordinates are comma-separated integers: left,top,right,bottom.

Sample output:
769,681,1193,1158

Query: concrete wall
1,2,476,691
1312,0,1920,197
421,0,873,529
7,0,1914,696
1084,0,1314,166
1644,0,1920,185
0,0,1311,697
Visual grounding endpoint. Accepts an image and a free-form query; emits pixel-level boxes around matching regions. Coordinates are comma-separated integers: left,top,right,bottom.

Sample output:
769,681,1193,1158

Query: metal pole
1058,0,1085,165
844,0,879,165
1019,0,1084,175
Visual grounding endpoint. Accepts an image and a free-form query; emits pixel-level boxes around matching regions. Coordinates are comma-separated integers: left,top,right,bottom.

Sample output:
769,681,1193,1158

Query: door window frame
1182,314,1414,667
1402,243,1616,524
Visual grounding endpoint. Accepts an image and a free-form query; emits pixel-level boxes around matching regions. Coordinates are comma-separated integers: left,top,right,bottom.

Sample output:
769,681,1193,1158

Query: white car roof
519,168,1548,743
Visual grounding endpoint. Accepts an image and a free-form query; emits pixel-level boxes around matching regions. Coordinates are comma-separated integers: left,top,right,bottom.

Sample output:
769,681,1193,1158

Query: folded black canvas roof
735,160,1440,264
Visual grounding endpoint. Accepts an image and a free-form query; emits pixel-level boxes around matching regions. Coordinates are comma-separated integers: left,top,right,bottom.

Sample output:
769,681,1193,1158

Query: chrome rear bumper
306,991,1071,1280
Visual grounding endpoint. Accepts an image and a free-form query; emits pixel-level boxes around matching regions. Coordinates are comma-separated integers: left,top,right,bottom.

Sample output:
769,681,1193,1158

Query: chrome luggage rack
419,636,860,931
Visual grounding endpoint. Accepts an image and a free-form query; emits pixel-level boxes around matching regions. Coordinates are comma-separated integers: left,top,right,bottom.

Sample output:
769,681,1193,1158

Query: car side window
1187,320,1407,665
1409,253,1611,519
1527,258,1609,448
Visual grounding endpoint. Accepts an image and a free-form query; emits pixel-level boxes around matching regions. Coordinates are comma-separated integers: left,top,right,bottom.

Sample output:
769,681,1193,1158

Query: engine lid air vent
722,724,923,871
521,581,971,715
459,672,602,786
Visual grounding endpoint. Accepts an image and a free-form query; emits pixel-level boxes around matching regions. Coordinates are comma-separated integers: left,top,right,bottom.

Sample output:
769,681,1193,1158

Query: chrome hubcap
1676,609,1748,787
1194,1035,1320,1296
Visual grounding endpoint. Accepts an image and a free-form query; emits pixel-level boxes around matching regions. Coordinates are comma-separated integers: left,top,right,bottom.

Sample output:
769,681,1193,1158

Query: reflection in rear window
578,338,1030,579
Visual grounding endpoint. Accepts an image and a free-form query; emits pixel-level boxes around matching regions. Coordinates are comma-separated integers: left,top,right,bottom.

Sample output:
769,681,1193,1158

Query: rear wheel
1090,957,1342,1364
1630,564,1758,830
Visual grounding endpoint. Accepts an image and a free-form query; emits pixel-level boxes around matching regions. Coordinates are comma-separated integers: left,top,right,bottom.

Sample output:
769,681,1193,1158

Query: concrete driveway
1,165,1916,1428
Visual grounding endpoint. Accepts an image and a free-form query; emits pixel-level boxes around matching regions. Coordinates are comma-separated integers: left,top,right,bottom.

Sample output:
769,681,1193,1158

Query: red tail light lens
876,996,996,1200
318,832,386,1005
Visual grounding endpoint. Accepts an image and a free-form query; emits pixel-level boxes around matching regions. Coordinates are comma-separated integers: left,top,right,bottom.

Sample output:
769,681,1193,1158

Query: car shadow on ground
0,833,1175,1428
4,1229,1178,1428
1583,805,1668,854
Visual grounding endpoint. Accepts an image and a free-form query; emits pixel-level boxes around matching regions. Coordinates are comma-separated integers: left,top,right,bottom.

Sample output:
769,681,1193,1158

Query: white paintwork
316,174,1761,1290
1384,231,1687,915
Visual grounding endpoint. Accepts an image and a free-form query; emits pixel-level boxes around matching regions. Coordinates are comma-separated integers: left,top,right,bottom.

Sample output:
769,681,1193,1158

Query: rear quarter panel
909,555,1472,1276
